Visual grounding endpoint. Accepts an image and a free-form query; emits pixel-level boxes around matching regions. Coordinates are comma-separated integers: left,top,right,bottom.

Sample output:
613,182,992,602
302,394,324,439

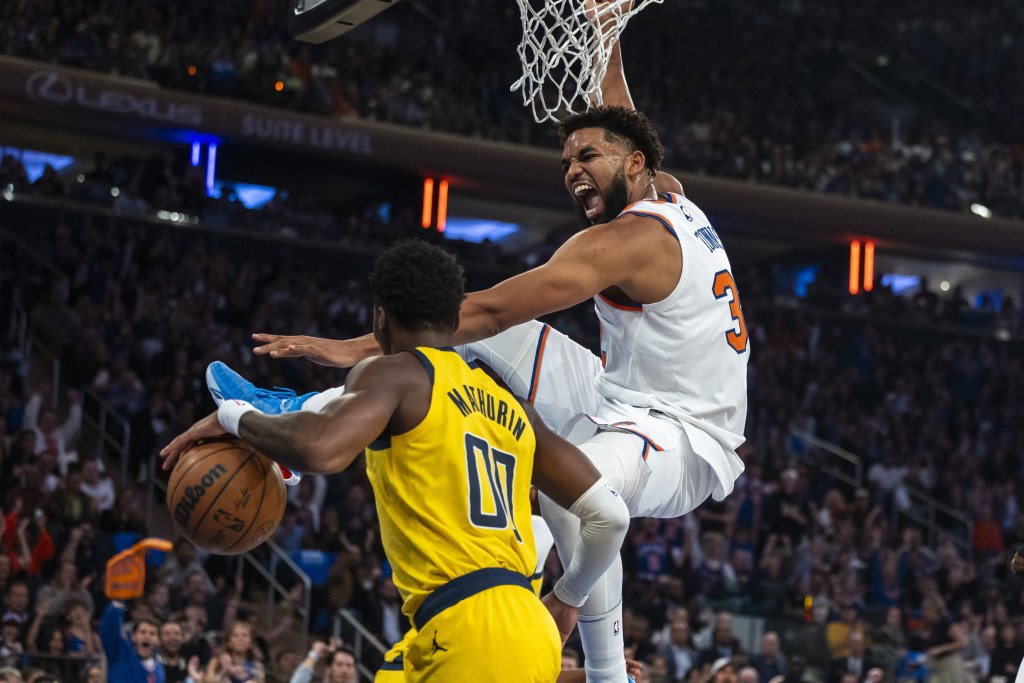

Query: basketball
166,437,286,555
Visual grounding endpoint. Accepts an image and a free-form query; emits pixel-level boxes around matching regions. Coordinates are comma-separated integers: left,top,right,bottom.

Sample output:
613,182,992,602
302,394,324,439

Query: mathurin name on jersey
446,384,527,441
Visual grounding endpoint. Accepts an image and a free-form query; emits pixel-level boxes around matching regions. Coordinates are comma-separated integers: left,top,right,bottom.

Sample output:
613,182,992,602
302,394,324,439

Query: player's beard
574,166,630,228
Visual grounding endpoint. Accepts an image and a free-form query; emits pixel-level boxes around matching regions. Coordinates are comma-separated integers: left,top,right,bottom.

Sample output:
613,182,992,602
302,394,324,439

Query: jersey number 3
712,269,748,353
465,433,523,542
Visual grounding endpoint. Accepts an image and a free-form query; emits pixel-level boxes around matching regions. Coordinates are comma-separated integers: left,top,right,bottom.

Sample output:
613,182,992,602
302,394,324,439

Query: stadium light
421,178,434,229
863,241,874,292
971,203,992,218
437,179,449,233
205,143,218,196
848,241,861,295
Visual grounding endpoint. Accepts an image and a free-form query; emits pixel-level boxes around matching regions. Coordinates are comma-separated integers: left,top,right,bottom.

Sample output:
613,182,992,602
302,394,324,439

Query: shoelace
254,386,299,399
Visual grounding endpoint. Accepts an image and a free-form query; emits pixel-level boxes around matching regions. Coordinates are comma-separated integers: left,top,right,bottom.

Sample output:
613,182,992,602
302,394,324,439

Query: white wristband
217,400,257,436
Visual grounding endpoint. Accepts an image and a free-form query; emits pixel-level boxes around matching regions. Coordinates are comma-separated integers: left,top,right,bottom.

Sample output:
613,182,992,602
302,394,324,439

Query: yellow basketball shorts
375,629,413,682
375,661,404,683
403,568,560,682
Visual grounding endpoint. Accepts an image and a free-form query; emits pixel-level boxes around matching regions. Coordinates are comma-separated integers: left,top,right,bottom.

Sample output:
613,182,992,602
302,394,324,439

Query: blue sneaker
206,362,315,487
206,361,317,414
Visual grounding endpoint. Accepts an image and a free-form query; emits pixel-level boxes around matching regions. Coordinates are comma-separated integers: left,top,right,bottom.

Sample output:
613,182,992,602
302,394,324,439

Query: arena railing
1,652,98,682
789,427,864,489
789,426,974,560
265,538,314,642
332,608,389,681
0,229,62,409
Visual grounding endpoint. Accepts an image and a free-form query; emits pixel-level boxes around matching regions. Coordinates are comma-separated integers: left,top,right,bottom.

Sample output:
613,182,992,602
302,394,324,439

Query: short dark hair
132,616,161,633
329,645,356,666
369,240,465,332
558,106,664,177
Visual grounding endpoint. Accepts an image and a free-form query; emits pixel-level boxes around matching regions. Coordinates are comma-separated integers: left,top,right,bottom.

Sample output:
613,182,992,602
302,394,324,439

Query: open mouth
573,183,603,221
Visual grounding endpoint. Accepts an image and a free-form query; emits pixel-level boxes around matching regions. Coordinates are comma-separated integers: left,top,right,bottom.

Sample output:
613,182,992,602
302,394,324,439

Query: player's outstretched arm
456,218,653,344
252,221,648,368
527,403,629,641
252,331,381,367
161,356,407,473
586,0,636,110
588,1,684,196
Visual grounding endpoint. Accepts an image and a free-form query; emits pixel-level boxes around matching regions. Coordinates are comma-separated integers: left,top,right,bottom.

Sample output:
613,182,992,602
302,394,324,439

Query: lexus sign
25,70,203,126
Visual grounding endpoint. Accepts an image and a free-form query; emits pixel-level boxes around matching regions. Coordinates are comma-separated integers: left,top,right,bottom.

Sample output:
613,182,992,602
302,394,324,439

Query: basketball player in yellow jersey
161,240,629,683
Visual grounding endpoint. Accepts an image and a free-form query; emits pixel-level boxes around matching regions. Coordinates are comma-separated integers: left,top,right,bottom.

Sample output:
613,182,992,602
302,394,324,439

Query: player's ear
373,306,389,352
626,149,646,180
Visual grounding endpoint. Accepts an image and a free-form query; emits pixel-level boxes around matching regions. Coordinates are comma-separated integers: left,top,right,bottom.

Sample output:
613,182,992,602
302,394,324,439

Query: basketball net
512,0,664,124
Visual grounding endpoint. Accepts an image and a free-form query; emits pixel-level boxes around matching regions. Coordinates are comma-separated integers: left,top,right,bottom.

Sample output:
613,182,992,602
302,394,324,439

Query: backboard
289,0,401,43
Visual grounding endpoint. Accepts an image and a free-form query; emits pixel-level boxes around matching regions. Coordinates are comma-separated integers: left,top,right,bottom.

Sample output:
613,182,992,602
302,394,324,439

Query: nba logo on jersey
613,619,620,636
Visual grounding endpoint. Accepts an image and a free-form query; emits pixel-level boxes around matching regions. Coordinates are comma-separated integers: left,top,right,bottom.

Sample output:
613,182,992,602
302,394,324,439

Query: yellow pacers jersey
366,346,538,624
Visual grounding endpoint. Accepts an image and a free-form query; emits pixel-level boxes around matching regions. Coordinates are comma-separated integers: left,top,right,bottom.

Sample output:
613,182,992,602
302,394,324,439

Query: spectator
912,596,967,683
100,602,164,683
206,621,264,683
53,464,97,529
289,641,357,683
21,387,82,474
765,470,810,549
657,618,697,682
869,607,907,678
0,618,23,662
157,619,189,683
62,598,101,660
697,613,743,668
1,584,30,630
173,570,229,633
738,666,760,683
988,623,1022,682
270,648,302,683
562,647,581,670
967,625,996,682
36,561,94,617
826,603,869,659
828,631,879,683
710,657,738,683
78,459,115,512
750,632,787,683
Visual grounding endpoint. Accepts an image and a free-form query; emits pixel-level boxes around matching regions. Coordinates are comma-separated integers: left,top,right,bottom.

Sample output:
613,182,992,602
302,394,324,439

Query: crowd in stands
2,0,1023,219
0,192,1022,682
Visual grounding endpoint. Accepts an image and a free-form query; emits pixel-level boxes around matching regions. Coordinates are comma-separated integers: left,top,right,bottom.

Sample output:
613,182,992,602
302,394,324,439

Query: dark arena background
1,0,1023,681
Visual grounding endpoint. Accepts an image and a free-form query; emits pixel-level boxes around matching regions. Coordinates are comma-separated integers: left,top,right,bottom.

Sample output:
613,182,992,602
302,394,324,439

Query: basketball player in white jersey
214,30,748,683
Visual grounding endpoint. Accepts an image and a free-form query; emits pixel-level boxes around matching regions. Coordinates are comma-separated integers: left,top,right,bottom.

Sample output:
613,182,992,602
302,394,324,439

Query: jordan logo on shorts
432,630,448,654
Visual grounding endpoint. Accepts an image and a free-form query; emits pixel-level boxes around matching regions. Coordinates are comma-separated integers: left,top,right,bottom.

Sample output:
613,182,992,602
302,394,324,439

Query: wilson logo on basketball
173,463,228,527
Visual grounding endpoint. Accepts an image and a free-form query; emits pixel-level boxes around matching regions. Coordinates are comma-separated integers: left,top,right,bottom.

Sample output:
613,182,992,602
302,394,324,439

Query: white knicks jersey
595,192,748,499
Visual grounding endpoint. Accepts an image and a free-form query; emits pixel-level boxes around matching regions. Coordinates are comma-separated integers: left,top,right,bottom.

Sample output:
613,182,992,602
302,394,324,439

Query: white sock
579,601,627,682
301,386,346,413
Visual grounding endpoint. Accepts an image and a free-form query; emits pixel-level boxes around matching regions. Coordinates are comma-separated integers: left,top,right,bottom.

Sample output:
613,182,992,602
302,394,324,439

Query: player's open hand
252,332,367,368
159,412,227,471
541,592,580,646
